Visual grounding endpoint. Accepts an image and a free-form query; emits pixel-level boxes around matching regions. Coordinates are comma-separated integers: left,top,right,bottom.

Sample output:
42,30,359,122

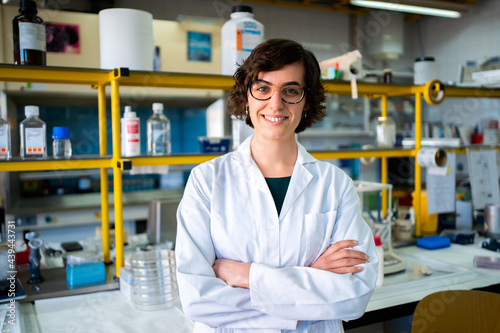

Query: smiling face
247,62,307,144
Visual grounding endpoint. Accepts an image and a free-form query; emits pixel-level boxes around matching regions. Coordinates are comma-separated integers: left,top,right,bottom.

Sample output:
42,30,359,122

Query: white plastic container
121,106,141,157
374,235,384,288
147,103,171,155
414,57,436,85
99,8,154,71
20,105,46,158
0,109,11,160
221,5,264,75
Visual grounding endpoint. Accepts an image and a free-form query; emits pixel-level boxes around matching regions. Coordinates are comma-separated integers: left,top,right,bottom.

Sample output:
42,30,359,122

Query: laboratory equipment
221,5,264,76
13,0,46,66
147,103,171,156
20,105,47,158
374,235,384,287
66,251,105,286
26,232,44,284
376,117,396,148
121,106,141,157
0,109,11,160
354,181,406,274
129,249,179,311
485,203,500,238
52,126,72,158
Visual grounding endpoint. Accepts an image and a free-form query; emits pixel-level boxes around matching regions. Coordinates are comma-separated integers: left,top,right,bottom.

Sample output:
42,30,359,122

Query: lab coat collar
234,135,317,166
233,135,316,220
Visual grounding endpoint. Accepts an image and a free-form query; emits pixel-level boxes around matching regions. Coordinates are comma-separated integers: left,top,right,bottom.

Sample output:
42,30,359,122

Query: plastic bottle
374,235,384,288
12,0,46,66
147,103,171,155
52,126,72,159
0,109,12,160
221,6,264,75
121,106,141,157
376,116,396,148
20,105,46,159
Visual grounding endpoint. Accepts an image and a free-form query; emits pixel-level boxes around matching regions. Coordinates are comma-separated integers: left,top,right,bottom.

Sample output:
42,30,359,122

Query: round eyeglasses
248,81,308,104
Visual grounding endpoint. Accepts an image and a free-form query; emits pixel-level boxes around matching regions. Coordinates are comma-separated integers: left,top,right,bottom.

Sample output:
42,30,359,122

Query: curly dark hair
227,38,326,133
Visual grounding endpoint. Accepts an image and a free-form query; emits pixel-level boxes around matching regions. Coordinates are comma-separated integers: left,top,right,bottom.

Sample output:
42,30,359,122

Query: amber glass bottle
12,0,46,66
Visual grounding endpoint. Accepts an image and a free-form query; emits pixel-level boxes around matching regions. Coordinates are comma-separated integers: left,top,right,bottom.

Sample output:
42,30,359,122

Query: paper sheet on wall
427,152,456,214
467,149,500,209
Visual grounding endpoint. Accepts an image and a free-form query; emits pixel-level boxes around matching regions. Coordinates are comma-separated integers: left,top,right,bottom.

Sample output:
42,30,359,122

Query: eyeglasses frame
247,81,309,104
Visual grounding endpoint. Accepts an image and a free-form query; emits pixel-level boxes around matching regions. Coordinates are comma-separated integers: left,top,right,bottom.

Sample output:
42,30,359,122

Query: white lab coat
175,136,378,332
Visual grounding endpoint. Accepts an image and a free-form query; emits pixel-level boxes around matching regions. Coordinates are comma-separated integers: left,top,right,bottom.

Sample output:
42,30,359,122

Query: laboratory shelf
3,64,498,99
128,153,221,166
310,148,415,160
0,155,112,172
118,70,234,90
0,64,111,85
128,148,416,167
445,85,500,98
2,64,500,279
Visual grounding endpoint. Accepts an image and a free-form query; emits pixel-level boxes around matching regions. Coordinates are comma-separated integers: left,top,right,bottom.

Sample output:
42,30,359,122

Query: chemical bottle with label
0,108,11,160
20,105,46,158
221,6,264,75
147,103,171,155
12,0,47,66
121,106,141,157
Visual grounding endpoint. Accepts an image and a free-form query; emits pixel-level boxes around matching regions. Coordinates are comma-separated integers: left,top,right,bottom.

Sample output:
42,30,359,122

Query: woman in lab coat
176,38,378,332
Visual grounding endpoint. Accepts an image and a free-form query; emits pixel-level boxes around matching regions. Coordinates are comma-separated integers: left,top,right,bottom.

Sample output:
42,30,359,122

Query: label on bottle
124,119,140,156
0,127,8,155
236,29,262,52
19,22,47,52
25,128,44,155
152,126,167,154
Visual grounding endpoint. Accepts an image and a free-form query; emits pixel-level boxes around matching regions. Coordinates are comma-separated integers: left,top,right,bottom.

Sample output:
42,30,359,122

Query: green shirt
264,176,291,215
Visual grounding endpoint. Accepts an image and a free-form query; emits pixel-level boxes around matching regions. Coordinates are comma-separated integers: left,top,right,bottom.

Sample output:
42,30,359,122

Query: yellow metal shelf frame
2,64,500,278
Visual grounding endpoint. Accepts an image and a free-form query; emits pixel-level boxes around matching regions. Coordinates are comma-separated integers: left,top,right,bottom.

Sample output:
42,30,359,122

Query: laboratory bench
3,237,500,332
345,236,500,329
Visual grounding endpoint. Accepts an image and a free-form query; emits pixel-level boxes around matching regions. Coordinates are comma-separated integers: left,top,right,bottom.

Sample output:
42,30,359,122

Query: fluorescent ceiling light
350,0,462,18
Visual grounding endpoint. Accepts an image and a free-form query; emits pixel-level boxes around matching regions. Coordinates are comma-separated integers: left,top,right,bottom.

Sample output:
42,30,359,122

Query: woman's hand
213,259,251,288
311,240,369,274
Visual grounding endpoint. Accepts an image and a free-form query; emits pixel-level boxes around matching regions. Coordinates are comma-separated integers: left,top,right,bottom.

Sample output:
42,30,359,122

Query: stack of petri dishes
129,249,178,311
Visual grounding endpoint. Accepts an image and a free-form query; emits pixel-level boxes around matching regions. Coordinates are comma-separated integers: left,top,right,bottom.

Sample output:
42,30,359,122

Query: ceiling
2,0,478,19
243,0,477,16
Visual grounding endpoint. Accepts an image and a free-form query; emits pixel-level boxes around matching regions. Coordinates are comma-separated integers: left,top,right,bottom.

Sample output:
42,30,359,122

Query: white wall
115,0,349,62
411,0,500,83
409,0,500,128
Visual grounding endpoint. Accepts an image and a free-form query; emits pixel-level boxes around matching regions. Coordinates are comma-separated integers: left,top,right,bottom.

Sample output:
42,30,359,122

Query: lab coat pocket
304,210,337,266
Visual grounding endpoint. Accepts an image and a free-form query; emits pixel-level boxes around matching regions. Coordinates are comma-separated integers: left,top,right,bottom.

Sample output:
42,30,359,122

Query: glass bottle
52,126,72,159
383,69,393,84
20,105,47,158
12,0,46,66
376,116,396,148
147,103,171,155
0,109,12,160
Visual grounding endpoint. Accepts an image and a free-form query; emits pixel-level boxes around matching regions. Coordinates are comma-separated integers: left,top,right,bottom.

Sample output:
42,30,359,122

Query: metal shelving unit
1,64,500,277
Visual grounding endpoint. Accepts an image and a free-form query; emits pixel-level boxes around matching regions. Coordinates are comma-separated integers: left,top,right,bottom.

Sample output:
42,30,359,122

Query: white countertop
6,237,500,332
367,237,500,312
35,292,193,333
